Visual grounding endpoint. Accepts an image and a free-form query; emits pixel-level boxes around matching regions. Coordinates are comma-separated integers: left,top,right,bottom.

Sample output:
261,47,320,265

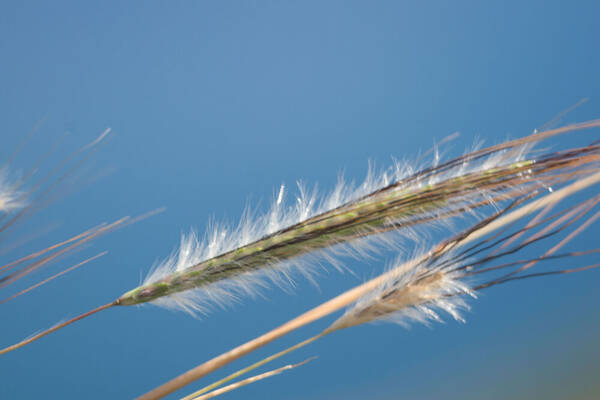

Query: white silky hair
144,138,534,315
0,167,25,213
332,250,476,331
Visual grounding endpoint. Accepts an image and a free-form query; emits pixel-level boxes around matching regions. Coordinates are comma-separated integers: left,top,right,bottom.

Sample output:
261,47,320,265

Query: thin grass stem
0,301,115,355
181,334,324,400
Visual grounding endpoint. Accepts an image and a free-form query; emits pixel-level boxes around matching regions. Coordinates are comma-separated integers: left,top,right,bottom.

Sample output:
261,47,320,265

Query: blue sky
1,1,599,399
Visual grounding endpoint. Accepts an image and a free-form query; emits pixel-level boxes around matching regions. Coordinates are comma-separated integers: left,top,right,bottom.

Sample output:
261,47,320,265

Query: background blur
1,1,599,399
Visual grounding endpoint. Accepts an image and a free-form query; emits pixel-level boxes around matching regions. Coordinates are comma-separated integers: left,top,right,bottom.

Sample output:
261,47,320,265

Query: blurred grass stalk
0,129,115,298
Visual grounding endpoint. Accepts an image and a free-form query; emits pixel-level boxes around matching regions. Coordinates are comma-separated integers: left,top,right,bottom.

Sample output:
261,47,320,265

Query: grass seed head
120,128,600,314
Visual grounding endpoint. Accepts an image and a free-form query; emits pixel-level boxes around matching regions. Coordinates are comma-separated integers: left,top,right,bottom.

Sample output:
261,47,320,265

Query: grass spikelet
329,262,472,331
118,122,600,314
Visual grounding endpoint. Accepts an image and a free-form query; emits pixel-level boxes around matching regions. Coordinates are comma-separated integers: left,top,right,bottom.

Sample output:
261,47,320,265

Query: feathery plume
329,259,473,331
119,121,600,314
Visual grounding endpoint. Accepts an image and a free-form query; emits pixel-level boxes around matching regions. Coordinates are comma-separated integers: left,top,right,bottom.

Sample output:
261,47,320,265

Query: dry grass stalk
0,251,108,304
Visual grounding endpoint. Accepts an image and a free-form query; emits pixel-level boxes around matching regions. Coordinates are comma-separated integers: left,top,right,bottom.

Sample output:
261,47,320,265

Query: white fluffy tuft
0,167,25,213
332,250,476,331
